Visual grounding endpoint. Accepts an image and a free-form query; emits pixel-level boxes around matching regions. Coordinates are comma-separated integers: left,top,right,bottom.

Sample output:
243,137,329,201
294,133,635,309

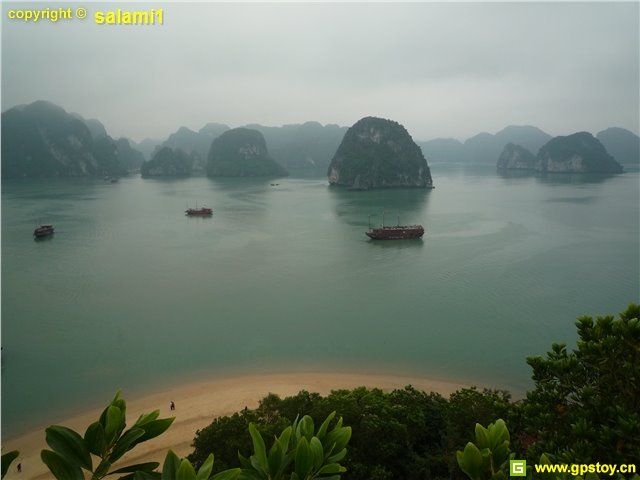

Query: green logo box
510,460,527,477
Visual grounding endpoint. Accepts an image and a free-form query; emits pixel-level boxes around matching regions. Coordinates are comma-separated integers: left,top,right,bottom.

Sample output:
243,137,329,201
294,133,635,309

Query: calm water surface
2,165,639,437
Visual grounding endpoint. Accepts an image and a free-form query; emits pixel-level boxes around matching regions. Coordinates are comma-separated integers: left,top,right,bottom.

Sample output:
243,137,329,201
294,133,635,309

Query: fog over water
2,2,638,141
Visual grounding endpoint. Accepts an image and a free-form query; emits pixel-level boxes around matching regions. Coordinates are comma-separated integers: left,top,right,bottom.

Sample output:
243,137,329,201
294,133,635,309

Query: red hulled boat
185,206,213,216
366,213,424,240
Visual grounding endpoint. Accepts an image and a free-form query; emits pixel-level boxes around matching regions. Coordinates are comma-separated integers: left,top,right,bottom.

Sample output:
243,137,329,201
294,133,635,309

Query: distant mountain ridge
596,127,639,165
418,125,553,164
3,100,637,178
418,125,639,166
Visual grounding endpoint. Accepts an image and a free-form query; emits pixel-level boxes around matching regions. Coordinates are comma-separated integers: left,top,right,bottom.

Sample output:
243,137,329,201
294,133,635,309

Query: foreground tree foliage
3,304,637,480
524,304,640,465
189,386,513,480
190,304,639,479
4,392,350,480
457,419,640,480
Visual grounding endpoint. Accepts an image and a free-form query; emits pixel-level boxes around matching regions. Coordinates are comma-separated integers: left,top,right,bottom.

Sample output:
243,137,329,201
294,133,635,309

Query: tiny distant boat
33,224,55,238
185,206,213,216
366,213,424,240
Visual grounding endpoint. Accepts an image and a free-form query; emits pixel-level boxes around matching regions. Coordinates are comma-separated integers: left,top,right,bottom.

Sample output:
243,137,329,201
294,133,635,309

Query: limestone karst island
327,116,434,190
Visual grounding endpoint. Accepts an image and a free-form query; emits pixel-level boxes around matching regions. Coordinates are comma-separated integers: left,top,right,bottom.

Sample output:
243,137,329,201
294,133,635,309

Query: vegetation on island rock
1,101,128,178
207,128,288,177
327,116,433,190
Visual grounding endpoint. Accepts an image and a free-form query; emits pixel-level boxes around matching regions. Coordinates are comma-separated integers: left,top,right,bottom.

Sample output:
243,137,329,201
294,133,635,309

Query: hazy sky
2,2,638,142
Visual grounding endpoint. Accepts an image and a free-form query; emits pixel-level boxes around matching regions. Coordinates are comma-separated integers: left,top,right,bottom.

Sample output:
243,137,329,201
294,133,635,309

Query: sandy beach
2,371,470,480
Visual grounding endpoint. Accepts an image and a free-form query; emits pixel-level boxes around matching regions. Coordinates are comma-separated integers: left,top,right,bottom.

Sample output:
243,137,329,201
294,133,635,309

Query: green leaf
248,423,267,473
457,442,484,480
276,426,292,456
330,427,351,454
295,437,313,479
85,421,108,456
162,450,182,480
267,440,283,477
326,448,347,464
237,453,252,470
196,454,214,480
133,418,176,447
297,416,314,441
110,427,146,462
475,423,490,449
177,460,197,480
107,391,126,418
211,470,242,480
316,464,346,475
40,449,84,480
134,410,160,427
131,472,162,480
112,462,160,474
104,405,125,445
488,419,509,450
93,458,111,478
316,412,336,441
309,437,324,471
1,450,19,479
45,425,93,470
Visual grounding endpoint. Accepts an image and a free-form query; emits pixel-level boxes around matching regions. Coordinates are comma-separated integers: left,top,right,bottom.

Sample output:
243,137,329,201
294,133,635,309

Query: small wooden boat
33,224,54,238
185,206,213,216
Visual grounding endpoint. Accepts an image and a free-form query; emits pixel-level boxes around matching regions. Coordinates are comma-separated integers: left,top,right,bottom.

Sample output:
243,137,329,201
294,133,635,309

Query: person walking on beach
170,400,175,411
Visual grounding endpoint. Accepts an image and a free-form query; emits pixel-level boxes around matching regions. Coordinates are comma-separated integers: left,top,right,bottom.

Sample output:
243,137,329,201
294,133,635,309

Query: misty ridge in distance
1,100,638,180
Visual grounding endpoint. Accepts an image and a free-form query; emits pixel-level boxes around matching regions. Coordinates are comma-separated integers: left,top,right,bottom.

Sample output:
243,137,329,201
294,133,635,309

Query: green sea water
2,165,638,438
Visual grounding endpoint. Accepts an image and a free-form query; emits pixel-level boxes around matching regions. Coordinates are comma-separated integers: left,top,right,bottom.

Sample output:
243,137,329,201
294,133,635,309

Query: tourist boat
33,224,55,238
366,213,424,240
185,205,213,216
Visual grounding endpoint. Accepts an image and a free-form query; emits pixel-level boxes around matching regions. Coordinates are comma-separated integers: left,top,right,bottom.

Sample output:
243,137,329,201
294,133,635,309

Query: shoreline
2,370,472,480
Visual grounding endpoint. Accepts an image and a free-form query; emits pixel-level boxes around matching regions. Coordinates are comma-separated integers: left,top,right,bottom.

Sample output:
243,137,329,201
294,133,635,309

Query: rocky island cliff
1,101,128,178
497,143,538,170
327,117,433,189
206,128,287,177
497,132,623,174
